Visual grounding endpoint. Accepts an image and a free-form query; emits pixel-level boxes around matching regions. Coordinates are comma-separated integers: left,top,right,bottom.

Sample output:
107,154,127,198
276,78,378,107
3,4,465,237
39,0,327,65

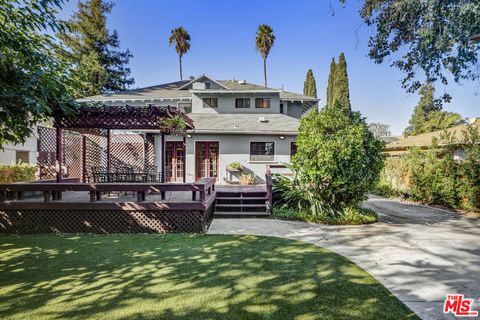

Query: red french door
195,141,219,180
166,141,185,182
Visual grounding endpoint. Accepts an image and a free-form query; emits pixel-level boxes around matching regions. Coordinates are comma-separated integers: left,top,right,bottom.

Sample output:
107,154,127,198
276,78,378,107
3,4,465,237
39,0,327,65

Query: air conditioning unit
258,116,268,123
237,80,247,85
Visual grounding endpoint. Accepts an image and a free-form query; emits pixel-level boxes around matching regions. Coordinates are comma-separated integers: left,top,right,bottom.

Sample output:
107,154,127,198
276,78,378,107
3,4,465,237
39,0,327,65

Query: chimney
402,132,408,139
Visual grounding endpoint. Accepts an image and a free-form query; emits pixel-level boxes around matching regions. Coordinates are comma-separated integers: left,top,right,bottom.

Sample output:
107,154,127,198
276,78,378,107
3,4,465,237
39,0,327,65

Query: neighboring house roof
187,113,300,135
77,77,319,103
379,136,400,144
385,122,480,151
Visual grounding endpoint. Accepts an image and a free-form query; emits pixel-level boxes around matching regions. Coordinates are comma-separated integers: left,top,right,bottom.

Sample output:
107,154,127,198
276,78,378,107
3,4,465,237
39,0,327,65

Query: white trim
76,97,192,103
178,75,229,90
190,89,282,94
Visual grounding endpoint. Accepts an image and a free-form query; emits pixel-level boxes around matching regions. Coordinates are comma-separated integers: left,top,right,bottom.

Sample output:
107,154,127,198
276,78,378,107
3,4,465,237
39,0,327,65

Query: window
255,98,270,109
16,151,29,163
205,82,211,89
177,102,192,114
280,103,284,114
203,98,218,108
250,142,274,161
290,142,297,156
235,98,250,108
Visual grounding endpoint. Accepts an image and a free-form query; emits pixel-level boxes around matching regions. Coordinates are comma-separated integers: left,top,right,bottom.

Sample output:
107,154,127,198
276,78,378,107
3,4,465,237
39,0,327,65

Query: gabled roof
178,75,229,90
188,113,300,135
77,77,320,103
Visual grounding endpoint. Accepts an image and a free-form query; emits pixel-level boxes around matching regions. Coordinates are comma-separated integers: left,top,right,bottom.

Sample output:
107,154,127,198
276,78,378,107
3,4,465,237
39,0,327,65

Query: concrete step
216,196,267,200
214,211,270,218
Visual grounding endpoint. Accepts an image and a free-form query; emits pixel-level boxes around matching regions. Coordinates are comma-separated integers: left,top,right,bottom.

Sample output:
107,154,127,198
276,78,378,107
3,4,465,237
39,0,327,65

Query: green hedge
377,127,480,212
0,163,37,183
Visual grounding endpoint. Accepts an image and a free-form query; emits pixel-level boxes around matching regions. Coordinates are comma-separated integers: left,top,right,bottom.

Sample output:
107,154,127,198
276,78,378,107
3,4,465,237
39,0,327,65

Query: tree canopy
255,24,275,87
368,123,391,139
340,0,480,102
0,0,76,148
58,0,134,98
405,83,464,135
303,69,317,98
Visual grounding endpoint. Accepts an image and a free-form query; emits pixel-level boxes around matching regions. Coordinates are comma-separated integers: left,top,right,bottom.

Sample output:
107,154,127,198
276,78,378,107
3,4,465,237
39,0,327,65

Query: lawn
0,234,418,320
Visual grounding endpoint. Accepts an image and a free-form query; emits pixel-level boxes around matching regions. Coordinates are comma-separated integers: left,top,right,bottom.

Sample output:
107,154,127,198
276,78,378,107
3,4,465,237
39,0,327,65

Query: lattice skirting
0,207,213,234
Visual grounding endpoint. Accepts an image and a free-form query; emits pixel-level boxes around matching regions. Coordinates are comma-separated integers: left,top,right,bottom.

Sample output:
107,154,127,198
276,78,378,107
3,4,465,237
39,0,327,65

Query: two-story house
78,75,319,184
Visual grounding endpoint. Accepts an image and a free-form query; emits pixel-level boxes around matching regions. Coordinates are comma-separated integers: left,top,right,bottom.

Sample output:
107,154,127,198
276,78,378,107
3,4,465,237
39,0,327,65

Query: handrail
0,177,216,204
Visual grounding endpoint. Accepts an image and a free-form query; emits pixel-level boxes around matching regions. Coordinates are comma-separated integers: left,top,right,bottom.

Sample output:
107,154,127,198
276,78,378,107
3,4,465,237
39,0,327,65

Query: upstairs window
235,98,251,108
203,98,218,108
250,142,274,161
255,98,270,109
290,142,297,156
205,82,211,89
177,102,192,113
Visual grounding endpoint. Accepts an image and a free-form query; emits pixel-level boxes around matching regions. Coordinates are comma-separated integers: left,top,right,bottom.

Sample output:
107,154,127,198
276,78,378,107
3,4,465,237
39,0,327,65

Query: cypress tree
326,58,336,107
405,83,463,135
332,53,351,110
58,0,134,97
303,69,317,98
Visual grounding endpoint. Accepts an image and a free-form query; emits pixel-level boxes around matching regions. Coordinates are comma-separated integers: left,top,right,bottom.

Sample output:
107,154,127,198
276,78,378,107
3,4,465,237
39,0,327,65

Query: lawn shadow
0,234,418,319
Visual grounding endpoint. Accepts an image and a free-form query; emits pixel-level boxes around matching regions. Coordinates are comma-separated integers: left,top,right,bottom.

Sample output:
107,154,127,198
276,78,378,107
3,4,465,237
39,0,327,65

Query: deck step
215,203,266,208
216,196,267,200
214,211,271,218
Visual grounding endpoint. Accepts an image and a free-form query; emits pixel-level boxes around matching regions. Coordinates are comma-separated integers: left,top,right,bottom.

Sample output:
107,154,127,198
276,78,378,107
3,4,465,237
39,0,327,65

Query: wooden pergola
53,104,194,183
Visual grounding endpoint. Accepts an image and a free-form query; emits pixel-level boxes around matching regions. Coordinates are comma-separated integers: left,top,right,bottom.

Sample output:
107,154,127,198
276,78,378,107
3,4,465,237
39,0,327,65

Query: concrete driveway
208,196,480,320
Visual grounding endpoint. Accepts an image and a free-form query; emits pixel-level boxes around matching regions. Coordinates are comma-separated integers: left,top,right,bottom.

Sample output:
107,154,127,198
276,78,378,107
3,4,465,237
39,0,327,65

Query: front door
195,141,219,180
166,141,185,182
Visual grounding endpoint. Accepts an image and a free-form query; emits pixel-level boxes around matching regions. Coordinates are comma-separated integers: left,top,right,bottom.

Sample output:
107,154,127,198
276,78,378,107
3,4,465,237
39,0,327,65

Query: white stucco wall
286,101,305,119
155,133,296,184
0,133,38,165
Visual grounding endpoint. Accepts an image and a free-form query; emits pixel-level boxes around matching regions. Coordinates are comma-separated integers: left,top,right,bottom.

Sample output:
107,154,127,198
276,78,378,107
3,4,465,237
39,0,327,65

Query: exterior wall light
279,135,285,140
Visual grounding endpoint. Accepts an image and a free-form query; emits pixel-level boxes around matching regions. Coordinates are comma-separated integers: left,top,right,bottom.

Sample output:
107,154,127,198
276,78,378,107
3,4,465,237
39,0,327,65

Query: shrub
283,105,384,216
228,161,243,171
239,174,255,185
0,163,37,183
272,205,377,225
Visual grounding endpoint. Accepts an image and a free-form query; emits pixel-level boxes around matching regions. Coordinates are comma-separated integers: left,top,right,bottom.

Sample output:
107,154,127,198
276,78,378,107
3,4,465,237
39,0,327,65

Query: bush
272,205,377,225
239,174,255,185
280,105,384,216
377,126,480,212
0,163,37,183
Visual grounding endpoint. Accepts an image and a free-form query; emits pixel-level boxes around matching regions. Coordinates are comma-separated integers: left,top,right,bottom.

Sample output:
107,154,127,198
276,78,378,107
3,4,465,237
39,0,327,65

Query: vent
238,80,247,85
258,116,268,123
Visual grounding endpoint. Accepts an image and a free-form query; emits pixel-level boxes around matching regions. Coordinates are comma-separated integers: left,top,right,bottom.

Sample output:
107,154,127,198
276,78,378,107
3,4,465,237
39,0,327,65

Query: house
78,75,319,184
0,130,38,165
384,118,480,160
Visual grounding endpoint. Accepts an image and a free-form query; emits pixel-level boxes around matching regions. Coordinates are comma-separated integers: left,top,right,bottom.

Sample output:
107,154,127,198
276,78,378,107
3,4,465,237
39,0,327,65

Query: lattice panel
63,131,83,179
85,134,108,179
0,208,213,234
37,127,57,180
110,133,145,172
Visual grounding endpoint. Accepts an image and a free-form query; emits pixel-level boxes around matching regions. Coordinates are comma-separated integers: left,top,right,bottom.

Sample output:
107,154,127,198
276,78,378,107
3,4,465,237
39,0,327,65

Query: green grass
0,234,417,320
272,206,378,225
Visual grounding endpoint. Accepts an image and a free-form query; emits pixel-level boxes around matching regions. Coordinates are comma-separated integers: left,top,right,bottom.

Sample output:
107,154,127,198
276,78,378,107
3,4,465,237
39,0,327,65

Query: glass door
195,141,219,180
166,141,185,182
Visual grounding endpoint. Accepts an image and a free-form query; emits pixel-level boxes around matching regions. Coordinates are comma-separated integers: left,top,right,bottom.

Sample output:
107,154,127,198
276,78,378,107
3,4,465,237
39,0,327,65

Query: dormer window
255,98,270,109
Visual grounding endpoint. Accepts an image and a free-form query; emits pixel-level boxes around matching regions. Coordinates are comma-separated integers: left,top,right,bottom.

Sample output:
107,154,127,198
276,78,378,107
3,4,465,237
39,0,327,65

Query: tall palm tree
255,24,275,87
168,27,191,80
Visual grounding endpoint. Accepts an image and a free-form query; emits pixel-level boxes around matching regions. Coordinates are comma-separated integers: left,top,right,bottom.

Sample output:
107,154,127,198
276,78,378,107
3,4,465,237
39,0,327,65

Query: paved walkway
208,196,480,320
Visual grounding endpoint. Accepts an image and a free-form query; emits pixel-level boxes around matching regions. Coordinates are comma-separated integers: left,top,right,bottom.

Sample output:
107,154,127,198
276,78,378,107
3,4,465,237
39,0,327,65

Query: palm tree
168,27,191,80
255,24,275,87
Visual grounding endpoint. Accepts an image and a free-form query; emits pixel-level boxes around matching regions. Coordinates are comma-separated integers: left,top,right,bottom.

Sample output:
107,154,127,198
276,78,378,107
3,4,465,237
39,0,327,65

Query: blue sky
58,0,479,134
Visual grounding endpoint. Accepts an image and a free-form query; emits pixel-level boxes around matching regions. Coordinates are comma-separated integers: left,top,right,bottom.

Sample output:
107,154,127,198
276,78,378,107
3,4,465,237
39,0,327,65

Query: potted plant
226,161,243,172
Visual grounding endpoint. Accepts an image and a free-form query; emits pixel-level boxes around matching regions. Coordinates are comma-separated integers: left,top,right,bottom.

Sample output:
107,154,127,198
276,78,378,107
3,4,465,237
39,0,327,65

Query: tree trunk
179,55,183,80
263,58,267,87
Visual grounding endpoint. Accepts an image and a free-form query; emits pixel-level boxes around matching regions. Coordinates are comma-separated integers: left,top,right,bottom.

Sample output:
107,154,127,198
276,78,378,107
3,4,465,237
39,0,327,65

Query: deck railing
265,164,290,211
0,178,216,207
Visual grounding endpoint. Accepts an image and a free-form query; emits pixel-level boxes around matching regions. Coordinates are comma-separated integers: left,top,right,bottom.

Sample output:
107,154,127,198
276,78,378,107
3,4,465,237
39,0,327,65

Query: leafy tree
405,83,463,135
255,24,275,87
326,58,336,107
303,69,317,98
0,0,76,147
286,104,384,215
168,27,191,81
332,53,351,110
368,123,391,138
58,0,134,97
339,0,480,102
